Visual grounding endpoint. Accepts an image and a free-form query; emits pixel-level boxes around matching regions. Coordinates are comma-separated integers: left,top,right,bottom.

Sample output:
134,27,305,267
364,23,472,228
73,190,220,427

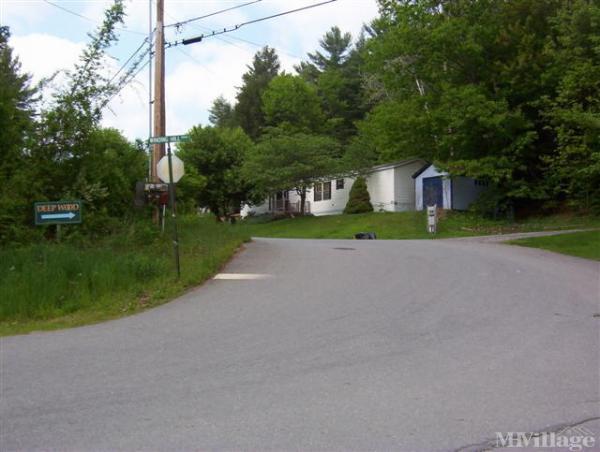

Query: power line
164,0,263,29
42,0,148,36
165,9,301,62
108,37,150,84
166,0,338,48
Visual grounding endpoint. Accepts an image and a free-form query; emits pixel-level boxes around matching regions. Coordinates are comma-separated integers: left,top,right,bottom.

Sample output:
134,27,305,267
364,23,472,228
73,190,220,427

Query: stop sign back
157,155,185,183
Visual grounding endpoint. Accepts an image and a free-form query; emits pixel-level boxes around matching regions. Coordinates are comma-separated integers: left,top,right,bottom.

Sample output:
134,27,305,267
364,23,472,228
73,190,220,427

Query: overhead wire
165,0,338,48
42,0,148,36
164,0,263,29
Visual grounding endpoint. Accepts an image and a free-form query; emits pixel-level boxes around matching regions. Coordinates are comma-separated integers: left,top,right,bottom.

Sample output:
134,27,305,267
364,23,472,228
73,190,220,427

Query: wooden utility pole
152,0,166,182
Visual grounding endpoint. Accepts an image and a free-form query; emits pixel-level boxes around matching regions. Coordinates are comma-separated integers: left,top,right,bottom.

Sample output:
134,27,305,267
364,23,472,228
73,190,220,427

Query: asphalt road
2,238,599,451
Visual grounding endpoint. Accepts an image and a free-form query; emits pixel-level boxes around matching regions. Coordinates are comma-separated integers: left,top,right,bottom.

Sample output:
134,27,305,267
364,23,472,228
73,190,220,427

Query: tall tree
208,95,235,128
234,46,280,140
262,74,325,133
296,26,367,143
244,130,341,215
0,26,37,242
178,126,257,219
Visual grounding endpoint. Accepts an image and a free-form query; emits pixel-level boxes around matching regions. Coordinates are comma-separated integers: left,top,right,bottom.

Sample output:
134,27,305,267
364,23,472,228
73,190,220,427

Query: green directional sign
34,201,82,225
148,134,190,144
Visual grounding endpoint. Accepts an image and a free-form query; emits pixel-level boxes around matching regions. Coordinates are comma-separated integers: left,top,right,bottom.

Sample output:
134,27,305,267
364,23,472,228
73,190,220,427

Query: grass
3,210,598,335
509,230,600,260
0,216,250,336
237,211,600,240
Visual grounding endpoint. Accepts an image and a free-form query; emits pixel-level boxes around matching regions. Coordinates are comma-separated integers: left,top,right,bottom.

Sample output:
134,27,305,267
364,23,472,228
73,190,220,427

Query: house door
423,176,443,208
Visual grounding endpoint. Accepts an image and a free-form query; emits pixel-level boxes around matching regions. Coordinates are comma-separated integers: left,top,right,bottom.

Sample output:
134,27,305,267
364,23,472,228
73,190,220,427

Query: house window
314,183,322,202
323,181,331,200
313,182,332,202
336,179,344,190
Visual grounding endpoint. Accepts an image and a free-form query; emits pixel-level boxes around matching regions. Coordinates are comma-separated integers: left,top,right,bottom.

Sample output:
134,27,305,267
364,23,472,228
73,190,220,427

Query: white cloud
11,33,84,83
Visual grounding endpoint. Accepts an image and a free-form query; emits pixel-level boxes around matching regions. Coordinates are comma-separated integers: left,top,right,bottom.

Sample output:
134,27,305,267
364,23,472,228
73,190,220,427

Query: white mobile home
413,164,488,210
242,158,427,217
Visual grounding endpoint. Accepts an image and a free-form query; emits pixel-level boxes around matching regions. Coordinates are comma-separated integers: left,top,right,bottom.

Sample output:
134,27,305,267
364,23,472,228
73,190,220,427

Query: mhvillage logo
495,426,596,451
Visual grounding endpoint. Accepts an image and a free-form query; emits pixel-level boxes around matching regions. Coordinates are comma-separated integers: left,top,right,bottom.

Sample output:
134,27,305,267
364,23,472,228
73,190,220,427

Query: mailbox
427,205,437,233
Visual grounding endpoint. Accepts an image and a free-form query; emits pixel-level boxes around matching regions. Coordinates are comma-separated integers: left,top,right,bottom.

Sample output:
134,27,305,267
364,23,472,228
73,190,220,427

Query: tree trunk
300,188,306,216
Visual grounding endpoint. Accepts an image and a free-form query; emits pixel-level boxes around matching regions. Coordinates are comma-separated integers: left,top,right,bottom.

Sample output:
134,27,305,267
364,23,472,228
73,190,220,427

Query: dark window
323,181,332,200
336,179,344,190
314,183,322,202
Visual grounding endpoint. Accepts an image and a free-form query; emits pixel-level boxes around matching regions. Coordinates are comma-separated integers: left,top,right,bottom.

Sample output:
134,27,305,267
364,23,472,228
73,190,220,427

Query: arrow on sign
41,212,76,220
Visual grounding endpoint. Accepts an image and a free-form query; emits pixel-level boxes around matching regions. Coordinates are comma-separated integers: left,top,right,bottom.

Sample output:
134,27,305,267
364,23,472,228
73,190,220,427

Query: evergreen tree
344,176,373,214
208,95,235,128
234,46,280,140
0,26,37,242
296,27,367,143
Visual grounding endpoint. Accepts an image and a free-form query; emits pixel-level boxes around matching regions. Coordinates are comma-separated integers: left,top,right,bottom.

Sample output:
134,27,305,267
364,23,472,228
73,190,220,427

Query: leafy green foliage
244,130,341,214
344,176,373,214
262,74,325,133
208,95,236,128
359,0,600,212
178,126,257,218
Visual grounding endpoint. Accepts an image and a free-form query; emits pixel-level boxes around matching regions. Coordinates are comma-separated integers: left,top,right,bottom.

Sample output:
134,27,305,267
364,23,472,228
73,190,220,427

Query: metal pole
167,143,181,278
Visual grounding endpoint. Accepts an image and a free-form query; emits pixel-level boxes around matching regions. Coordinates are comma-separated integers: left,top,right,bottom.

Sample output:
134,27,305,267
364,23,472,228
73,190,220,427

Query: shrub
344,177,373,214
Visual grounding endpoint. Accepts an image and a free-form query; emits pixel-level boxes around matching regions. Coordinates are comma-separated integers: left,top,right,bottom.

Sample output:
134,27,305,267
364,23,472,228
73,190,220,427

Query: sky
1,0,380,141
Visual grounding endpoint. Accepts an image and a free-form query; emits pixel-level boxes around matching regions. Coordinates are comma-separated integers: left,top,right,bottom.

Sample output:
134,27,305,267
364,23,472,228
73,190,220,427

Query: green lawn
0,216,250,336
509,230,600,260
4,211,597,335
238,211,600,240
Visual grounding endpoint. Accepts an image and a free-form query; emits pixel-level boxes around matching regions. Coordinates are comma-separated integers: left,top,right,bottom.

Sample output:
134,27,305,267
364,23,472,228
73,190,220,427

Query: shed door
423,176,443,208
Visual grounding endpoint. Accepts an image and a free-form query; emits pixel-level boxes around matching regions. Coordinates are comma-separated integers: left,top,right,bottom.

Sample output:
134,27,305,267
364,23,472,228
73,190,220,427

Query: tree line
180,0,600,220
2,0,599,243
0,1,146,243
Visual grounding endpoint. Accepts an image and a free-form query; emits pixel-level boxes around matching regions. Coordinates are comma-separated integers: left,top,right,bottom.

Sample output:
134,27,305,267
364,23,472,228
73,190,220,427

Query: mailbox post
427,205,437,234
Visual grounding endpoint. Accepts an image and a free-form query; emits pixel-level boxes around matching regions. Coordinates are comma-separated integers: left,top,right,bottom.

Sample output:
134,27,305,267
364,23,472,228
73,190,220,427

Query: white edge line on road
213,273,272,280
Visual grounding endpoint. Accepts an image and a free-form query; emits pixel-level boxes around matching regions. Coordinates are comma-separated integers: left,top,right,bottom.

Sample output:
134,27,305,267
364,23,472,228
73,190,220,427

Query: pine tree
344,176,373,214
234,46,280,140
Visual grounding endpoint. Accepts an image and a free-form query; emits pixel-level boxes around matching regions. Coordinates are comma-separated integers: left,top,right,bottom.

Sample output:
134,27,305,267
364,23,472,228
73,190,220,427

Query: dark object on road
354,232,377,240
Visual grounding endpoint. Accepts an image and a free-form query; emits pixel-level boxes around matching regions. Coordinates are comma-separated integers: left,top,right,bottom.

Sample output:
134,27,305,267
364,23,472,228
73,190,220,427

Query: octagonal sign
157,155,185,183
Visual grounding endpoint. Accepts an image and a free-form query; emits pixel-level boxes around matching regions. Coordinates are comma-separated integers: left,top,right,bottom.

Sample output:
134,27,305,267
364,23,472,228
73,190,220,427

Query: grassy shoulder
0,216,249,336
237,211,600,240
508,230,600,260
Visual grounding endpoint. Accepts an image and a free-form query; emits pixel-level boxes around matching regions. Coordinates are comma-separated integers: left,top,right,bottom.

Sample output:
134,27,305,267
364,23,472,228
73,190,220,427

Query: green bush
344,177,373,214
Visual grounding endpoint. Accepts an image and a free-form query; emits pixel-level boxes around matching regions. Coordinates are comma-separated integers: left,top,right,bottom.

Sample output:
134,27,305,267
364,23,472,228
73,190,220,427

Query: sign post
166,142,181,278
427,205,437,234
150,134,187,278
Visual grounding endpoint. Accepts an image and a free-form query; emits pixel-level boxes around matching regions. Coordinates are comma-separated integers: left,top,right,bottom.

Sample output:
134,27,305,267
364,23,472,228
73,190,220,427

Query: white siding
366,169,396,212
303,178,352,216
393,161,425,211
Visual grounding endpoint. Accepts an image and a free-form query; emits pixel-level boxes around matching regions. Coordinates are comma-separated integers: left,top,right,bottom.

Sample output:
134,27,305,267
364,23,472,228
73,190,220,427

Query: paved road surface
2,238,599,450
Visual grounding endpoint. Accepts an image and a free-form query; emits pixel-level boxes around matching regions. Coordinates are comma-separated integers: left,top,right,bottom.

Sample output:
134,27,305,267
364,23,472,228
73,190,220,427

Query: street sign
157,155,184,183
148,134,190,144
34,201,82,225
